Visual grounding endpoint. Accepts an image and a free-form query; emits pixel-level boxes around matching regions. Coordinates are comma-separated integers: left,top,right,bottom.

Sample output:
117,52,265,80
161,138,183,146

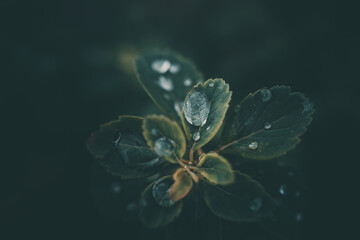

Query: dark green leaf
196,152,234,185
201,171,275,222
135,49,203,121
220,86,314,160
182,78,232,151
87,115,168,179
169,168,193,201
143,115,186,163
139,176,183,228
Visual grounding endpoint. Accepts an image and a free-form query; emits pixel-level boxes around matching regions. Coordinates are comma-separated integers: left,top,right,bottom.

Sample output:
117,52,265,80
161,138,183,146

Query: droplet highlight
183,78,192,86
193,131,200,141
261,89,272,102
154,137,175,157
158,76,174,91
209,82,214,87
250,197,262,212
169,63,181,74
151,59,171,73
264,122,272,129
248,142,258,150
184,91,210,127
279,184,287,195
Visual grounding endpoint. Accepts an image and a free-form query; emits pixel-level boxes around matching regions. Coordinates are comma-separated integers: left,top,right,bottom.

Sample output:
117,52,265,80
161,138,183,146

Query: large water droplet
183,78,192,86
184,91,210,127
158,76,174,91
209,82,214,87
154,137,175,157
151,59,171,73
250,197,262,212
264,122,272,129
193,131,200,141
152,178,175,207
279,184,287,195
261,89,272,102
110,182,122,194
169,63,181,73
248,142,258,150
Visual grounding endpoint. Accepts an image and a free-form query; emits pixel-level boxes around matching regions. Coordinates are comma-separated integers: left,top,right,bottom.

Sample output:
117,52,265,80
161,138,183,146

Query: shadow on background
1,0,358,239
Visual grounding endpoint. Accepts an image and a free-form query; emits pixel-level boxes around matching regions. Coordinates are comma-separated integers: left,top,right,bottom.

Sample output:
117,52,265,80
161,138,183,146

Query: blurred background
1,0,359,239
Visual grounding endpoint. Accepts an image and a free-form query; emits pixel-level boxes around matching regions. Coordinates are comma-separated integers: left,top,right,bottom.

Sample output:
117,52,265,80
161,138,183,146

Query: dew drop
151,59,171,73
264,122,272,129
158,76,174,91
209,82,214,87
152,178,175,207
154,137,175,157
151,129,157,135
169,63,181,73
110,182,122,194
250,197,262,212
206,125,211,131
261,89,272,102
248,142,258,150
279,184,287,195
183,78,192,86
174,101,183,118
184,91,211,127
193,131,200,141
295,212,303,222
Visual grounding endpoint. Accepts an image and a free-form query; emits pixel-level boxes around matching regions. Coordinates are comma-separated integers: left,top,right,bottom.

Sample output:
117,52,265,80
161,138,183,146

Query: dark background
1,0,359,239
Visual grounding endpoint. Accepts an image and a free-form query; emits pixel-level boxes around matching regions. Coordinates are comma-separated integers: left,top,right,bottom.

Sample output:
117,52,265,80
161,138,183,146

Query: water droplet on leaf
206,125,211,131
183,78,192,86
174,101,183,118
151,129,157,135
193,131,200,141
163,94,171,100
110,182,122,194
151,59,171,73
264,122,272,129
154,137,175,157
279,184,287,195
302,98,313,113
169,63,181,73
184,91,210,127
152,177,175,207
250,197,262,212
209,82,214,87
248,142,258,150
261,89,272,101
158,76,174,91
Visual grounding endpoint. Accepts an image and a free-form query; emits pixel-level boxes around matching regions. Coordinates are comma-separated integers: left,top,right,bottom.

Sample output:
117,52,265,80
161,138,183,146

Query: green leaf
87,115,168,179
143,115,186,163
196,152,234,185
139,176,183,228
220,86,314,160
135,49,203,121
182,78,232,151
201,171,275,222
169,168,193,202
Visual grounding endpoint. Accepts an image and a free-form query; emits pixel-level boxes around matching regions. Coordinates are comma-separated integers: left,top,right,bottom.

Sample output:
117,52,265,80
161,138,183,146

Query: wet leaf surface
221,86,314,160
135,49,203,121
182,78,232,151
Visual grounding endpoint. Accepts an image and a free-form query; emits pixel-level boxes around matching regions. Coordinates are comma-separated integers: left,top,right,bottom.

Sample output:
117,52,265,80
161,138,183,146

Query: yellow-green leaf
143,115,186,163
196,152,234,185
169,168,193,202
